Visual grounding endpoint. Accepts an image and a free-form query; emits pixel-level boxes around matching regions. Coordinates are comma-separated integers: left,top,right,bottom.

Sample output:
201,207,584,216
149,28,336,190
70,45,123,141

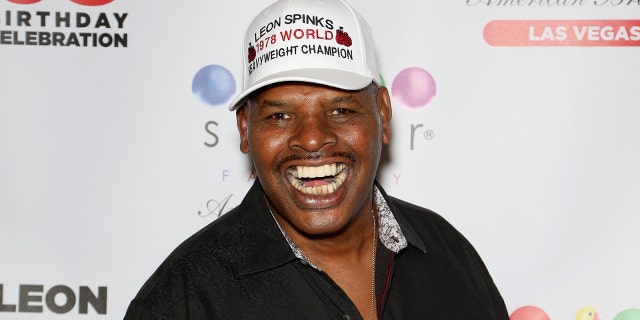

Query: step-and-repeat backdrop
1,0,639,319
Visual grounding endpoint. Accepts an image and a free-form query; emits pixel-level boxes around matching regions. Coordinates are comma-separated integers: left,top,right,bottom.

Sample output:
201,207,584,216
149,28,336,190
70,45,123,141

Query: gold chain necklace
269,204,378,319
369,208,377,320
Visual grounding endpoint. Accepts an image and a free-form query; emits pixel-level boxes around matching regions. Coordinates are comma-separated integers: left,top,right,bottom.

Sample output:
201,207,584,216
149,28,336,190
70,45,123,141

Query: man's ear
236,104,250,154
376,86,392,145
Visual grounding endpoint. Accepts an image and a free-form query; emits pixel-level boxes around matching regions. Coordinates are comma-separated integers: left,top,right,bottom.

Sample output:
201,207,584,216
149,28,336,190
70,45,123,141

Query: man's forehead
248,83,373,106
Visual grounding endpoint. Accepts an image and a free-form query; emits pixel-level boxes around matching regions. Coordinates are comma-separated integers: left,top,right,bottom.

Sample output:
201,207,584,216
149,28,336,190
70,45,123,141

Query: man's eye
269,113,291,120
329,108,353,116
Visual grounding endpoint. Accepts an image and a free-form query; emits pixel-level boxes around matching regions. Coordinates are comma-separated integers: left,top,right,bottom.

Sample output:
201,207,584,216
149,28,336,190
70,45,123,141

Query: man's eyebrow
329,95,359,105
252,99,286,108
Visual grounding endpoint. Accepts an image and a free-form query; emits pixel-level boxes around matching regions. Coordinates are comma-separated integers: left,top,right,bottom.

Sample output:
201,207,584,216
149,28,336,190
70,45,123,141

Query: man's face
236,82,392,237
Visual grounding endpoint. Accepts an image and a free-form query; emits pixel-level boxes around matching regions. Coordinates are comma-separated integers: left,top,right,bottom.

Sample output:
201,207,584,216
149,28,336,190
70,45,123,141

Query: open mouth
287,163,347,195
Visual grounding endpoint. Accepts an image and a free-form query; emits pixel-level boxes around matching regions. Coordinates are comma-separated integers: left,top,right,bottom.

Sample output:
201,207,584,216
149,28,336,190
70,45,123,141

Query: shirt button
342,315,351,320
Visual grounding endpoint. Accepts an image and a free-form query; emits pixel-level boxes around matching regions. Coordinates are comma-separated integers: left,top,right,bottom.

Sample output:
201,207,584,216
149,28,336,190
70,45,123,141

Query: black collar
234,179,427,276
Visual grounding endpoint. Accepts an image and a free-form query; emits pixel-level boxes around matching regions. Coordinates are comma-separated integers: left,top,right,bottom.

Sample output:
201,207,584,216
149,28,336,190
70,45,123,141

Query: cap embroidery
248,43,257,63
245,12,359,76
335,27,352,47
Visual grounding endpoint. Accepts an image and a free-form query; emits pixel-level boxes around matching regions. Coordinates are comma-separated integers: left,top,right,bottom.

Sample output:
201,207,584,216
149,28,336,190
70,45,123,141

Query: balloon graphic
70,0,113,5
576,307,601,320
510,305,551,320
391,67,436,109
614,309,640,320
192,65,236,106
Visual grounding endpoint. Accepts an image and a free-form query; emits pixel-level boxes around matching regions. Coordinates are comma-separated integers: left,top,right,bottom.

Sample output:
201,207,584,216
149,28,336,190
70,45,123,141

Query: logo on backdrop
465,0,640,46
0,0,128,47
484,20,640,46
466,0,639,6
7,0,113,5
509,305,640,320
0,284,107,315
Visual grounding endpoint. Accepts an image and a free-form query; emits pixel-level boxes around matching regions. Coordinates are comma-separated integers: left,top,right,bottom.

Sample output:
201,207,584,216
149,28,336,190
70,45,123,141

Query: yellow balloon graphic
577,306,601,320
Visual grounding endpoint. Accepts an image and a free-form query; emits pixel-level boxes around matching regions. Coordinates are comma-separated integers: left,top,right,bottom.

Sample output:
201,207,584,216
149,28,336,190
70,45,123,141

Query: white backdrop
1,0,639,319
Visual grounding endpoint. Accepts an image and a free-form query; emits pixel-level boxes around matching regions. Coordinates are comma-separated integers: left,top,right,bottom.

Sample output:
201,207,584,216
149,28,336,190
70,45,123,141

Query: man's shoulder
168,181,268,260
129,206,252,299
161,205,249,265
387,195,454,230
385,194,471,249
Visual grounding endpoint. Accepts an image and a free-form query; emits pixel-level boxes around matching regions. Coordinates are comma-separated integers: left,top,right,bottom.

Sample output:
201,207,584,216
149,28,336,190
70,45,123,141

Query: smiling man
124,0,509,319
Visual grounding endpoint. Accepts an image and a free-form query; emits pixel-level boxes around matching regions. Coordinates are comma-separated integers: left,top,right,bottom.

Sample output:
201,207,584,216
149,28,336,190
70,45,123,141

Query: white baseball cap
228,0,381,111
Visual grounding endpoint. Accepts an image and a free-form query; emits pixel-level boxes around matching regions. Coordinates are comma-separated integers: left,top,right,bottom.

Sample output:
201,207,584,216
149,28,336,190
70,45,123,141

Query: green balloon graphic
614,309,640,320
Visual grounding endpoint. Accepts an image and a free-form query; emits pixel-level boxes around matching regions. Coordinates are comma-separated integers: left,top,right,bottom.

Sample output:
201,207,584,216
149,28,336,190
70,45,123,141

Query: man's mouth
286,163,347,195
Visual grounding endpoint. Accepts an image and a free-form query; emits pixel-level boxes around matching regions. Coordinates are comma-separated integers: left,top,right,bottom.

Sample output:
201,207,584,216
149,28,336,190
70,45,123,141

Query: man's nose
288,115,337,152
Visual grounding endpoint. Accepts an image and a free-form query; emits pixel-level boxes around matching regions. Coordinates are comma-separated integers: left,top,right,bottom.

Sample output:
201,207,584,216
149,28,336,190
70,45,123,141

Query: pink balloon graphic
391,67,436,109
510,305,551,320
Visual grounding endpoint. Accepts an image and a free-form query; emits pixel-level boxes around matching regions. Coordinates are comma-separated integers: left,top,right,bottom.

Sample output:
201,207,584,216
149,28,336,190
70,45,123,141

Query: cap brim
228,68,375,111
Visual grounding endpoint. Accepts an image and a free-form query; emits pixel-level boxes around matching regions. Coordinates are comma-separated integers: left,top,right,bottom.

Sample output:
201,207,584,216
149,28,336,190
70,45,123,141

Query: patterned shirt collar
270,185,409,270
374,185,409,253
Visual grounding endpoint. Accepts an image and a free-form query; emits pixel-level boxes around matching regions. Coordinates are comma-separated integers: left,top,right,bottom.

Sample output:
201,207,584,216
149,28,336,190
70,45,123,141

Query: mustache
276,152,356,171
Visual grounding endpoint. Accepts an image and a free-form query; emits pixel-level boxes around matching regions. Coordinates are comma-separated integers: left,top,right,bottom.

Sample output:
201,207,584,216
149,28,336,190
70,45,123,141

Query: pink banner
484,20,640,46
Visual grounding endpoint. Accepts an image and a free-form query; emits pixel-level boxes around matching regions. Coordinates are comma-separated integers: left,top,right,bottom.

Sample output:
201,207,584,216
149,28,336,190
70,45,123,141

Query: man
124,0,509,319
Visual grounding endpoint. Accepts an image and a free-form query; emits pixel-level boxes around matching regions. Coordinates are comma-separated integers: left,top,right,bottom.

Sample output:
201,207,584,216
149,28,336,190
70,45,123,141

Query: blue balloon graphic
192,65,236,106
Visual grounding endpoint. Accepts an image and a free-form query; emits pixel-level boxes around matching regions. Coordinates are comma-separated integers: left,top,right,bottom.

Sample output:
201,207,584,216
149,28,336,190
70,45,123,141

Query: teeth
287,163,346,195
290,163,342,179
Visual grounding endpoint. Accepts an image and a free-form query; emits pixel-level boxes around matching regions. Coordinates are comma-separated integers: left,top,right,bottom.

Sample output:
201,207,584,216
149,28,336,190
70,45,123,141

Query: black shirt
124,180,509,319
